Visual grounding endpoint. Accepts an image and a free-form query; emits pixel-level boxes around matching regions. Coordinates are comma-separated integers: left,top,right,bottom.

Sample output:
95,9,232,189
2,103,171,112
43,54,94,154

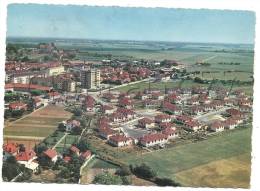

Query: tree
121,176,132,185
116,166,131,176
11,110,24,118
92,172,123,185
73,108,82,116
58,167,71,179
34,143,47,155
30,90,44,96
58,123,66,132
76,139,90,152
154,177,181,186
132,163,157,180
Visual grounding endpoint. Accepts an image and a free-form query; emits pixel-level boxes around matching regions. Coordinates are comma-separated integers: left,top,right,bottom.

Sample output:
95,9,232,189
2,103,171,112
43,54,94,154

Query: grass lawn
119,127,252,185
175,153,251,188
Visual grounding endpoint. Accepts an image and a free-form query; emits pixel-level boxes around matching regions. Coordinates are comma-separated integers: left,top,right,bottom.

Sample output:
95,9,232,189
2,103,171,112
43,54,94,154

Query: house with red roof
162,101,182,115
139,133,168,147
135,92,150,100
142,100,162,108
138,117,155,129
110,112,126,123
84,95,96,112
186,97,199,105
63,156,71,163
70,146,80,156
226,108,243,118
159,122,176,130
43,149,58,163
209,121,225,132
63,119,81,132
155,114,171,123
98,127,117,139
108,134,133,147
102,93,118,103
118,97,133,109
9,102,27,111
16,149,39,172
47,91,61,100
189,106,204,115
101,105,116,114
184,120,201,132
239,105,252,113
165,93,181,104
162,127,178,139
80,150,92,161
151,92,165,100
224,118,237,129
203,104,215,112
117,108,136,121
3,143,19,161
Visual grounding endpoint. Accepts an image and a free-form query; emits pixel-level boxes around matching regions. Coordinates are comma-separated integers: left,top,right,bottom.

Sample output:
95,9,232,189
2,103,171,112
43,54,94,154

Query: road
52,133,68,149
194,106,231,124
4,135,45,140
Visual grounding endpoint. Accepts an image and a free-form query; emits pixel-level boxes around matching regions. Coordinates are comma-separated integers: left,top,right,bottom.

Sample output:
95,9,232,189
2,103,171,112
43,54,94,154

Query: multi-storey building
80,69,100,89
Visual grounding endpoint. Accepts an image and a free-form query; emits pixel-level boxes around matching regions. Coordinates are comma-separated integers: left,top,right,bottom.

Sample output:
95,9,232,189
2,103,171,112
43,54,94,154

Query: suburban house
79,150,92,161
143,100,162,108
224,118,237,129
43,149,58,163
239,105,252,113
110,112,126,123
159,122,176,130
108,134,133,147
189,106,204,115
118,97,133,109
3,143,19,161
9,102,28,111
98,127,117,139
151,92,165,100
135,92,150,100
84,95,96,112
162,101,182,115
101,105,116,114
63,119,81,132
138,117,155,129
162,127,178,139
155,114,171,123
184,120,201,132
139,133,168,147
15,149,39,173
102,93,118,103
209,121,225,132
70,146,80,156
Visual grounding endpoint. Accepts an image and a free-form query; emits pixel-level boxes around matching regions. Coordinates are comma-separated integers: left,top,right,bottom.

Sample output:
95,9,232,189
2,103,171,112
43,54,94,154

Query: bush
154,177,181,187
132,163,157,180
121,176,132,185
116,166,131,176
92,172,123,185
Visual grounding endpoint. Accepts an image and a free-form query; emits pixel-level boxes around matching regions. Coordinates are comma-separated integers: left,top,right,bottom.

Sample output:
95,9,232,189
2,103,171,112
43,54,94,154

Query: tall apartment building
80,69,100,89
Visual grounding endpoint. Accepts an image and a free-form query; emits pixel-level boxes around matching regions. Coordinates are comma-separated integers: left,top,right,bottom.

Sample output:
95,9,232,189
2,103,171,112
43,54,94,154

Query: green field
115,80,253,96
118,127,251,184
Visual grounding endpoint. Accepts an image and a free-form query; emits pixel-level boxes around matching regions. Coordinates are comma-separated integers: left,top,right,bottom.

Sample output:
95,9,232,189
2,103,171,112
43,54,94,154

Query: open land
118,127,252,188
4,105,72,140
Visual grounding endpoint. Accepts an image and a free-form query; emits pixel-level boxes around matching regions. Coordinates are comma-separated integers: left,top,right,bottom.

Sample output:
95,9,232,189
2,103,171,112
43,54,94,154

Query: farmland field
118,127,252,188
175,153,251,188
4,105,72,140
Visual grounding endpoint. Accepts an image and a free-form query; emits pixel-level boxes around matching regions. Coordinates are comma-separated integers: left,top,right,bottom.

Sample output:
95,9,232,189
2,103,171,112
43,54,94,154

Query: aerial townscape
2,5,255,188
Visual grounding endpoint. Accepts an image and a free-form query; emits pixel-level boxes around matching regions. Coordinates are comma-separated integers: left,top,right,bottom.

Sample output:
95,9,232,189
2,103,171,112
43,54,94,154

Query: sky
7,4,256,44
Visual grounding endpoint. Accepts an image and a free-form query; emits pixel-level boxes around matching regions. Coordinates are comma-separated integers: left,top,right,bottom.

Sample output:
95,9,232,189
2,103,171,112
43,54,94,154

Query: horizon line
6,36,254,46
